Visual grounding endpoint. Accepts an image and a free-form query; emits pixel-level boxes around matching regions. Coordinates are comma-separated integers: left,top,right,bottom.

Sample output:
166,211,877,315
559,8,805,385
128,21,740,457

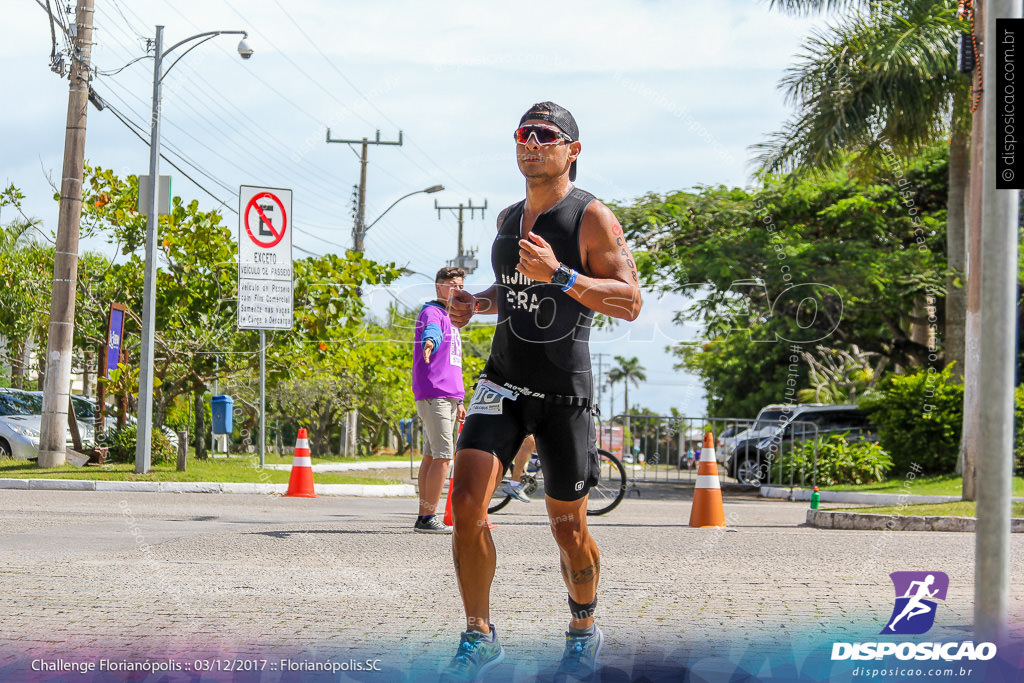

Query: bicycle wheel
488,487,512,513
587,449,627,516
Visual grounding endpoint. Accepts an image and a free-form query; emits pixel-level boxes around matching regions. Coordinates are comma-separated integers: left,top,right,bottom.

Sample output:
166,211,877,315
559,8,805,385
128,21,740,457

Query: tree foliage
612,145,950,417
607,355,647,418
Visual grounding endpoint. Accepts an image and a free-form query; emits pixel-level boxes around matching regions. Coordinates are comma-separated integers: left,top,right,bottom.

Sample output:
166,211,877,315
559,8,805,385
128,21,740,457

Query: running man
441,102,642,681
887,574,939,632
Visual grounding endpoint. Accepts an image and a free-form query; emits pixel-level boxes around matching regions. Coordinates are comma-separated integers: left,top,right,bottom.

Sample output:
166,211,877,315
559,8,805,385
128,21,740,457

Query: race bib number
466,379,517,416
449,328,462,367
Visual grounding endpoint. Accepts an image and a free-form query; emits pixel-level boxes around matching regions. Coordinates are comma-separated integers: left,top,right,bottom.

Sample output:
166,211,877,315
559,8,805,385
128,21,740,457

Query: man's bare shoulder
580,199,623,241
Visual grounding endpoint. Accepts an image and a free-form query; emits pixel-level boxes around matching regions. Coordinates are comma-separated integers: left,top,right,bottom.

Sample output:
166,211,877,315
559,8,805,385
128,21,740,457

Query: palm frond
754,0,966,175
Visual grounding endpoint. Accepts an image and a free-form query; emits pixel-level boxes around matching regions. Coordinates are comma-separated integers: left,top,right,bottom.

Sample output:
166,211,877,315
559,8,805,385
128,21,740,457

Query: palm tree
607,355,647,417
756,0,970,377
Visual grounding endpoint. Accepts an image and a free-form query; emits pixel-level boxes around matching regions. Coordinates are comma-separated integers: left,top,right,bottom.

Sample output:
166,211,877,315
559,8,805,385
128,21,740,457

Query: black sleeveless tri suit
458,187,600,501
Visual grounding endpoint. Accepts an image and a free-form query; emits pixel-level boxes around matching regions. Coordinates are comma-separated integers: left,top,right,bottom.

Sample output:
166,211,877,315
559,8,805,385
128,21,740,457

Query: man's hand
517,232,559,282
448,289,476,328
457,403,467,424
423,339,434,364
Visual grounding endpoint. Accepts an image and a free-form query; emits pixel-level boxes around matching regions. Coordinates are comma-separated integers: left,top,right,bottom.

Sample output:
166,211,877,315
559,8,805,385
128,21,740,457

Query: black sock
569,624,595,637
419,515,435,523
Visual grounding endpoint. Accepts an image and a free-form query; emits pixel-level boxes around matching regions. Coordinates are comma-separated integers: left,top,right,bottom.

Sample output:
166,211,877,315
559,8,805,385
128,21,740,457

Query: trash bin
399,418,414,445
211,395,233,435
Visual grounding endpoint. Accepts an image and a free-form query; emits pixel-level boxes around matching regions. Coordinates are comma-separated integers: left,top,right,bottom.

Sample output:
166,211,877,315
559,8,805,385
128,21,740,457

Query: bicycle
487,448,627,516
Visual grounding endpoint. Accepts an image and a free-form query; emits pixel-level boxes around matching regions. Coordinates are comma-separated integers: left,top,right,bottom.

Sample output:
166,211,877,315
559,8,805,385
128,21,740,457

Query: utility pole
962,1,986,501
325,129,403,252
435,199,487,274
38,0,95,468
975,0,1019,644
593,352,612,449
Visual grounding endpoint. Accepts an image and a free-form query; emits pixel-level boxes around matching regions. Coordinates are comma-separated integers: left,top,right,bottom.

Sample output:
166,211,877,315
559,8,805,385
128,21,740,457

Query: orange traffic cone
689,431,726,528
442,423,495,529
283,428,318,498
443,469,455,526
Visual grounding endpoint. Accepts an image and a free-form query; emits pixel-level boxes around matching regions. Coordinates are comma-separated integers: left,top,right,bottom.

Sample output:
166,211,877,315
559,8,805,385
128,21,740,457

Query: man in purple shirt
413,266,467,533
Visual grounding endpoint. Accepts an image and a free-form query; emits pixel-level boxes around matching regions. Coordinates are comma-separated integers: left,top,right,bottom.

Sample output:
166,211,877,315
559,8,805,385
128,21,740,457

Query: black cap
520,101,578,181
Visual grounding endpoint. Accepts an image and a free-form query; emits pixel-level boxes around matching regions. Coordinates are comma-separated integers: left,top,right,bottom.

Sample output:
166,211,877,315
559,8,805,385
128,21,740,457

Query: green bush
105,424,177,464
1016,386,1024,476
772,434,893,486
859,366,963,475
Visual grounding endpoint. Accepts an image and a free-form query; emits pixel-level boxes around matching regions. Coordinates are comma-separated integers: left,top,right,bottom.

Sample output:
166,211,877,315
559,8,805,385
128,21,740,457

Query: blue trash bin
399,418,414,445
211,395,233,435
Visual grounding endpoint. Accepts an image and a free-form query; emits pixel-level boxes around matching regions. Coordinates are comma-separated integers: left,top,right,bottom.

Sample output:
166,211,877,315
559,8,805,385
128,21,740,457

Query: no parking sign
238,185,293,330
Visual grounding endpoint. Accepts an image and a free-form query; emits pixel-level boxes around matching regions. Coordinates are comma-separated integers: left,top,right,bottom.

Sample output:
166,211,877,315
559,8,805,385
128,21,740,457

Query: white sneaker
499,480,531,503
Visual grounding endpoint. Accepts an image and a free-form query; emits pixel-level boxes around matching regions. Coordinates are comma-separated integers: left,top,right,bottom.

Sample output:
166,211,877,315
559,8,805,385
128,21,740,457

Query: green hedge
1016,386,1024,476
772,434,893,486
104,424,177,464
859,366,963,475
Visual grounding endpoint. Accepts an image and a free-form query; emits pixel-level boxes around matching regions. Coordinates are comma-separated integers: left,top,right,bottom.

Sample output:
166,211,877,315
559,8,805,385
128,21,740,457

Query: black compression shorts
456,382,599,502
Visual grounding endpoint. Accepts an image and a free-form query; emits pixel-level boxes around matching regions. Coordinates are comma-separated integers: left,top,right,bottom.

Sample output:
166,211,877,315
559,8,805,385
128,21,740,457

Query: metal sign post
259,330,266,468
238,185,293,468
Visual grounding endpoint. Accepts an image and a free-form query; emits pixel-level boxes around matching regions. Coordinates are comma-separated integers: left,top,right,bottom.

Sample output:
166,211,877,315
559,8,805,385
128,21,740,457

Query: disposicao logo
830,571,997,663
881,571,948,635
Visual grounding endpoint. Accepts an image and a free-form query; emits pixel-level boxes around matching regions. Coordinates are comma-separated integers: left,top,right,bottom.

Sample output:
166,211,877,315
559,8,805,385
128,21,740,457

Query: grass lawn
821,474,1024,498
262,451,416,465
840,501,1024,518
0,455,408,485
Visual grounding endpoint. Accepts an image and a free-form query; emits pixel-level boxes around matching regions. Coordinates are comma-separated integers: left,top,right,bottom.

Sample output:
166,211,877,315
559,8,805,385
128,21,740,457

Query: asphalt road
1,489,1022,681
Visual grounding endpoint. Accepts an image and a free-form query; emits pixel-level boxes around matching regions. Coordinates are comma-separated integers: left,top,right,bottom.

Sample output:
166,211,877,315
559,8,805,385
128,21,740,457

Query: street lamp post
359,184,444,244
135,26,251,474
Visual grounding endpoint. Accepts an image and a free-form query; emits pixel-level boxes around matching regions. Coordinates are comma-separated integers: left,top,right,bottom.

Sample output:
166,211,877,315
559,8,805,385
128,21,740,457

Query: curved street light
135,26,251,474
362,184,444,236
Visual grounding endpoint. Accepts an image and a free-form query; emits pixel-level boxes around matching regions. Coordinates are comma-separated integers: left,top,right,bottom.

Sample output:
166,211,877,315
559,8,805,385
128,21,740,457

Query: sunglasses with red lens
513,125,572,145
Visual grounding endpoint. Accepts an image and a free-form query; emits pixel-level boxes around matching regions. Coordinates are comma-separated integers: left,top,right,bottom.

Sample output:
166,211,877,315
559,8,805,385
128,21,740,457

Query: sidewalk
761,484,1024,506
0,478,415,496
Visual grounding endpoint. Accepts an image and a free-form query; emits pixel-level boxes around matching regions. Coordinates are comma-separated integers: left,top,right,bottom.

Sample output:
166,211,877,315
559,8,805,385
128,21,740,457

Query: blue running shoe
554,627,603,682
441,625,504,682
499,480,532,503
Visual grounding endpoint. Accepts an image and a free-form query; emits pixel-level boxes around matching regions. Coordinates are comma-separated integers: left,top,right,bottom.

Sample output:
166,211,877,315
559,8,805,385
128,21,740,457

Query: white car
0,389,98,460
0,389,175,460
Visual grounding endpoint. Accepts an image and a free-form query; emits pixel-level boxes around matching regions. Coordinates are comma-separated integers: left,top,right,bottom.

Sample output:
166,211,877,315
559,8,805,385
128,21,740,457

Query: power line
107,0,149,42
99,99,353,257
103,99,237,214
216,0,378,131
91,32,350,215
266,0,483,198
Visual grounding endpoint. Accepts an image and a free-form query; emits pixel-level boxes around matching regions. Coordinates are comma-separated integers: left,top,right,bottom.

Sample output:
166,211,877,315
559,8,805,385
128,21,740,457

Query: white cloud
1,0,829,416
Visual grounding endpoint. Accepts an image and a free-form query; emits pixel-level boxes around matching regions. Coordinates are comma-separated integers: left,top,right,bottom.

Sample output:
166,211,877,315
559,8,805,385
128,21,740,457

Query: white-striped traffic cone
689,431,725,527
283,428,318,498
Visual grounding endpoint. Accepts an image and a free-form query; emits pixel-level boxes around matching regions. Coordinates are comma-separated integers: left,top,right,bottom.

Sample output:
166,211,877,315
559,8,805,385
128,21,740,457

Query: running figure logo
881,571,949,635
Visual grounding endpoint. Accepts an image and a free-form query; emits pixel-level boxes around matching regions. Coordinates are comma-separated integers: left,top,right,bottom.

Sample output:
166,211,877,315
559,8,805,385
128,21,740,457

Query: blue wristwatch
552,263,577,291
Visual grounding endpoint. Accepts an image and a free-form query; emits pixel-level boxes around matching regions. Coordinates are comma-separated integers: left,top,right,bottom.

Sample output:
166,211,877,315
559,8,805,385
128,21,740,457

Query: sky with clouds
1,0,828,417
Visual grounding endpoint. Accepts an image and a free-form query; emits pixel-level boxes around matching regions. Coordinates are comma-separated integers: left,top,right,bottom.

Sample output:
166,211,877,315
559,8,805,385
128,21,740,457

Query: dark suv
729,404,876,486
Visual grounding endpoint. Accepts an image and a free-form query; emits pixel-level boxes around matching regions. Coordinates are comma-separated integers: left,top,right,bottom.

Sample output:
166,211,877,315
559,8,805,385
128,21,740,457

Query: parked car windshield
70,395,95,419
0,391,44,416
752,410,787,429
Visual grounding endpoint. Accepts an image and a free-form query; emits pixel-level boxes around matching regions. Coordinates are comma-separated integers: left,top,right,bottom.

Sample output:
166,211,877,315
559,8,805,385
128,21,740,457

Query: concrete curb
261,460,412,472
806,508,1024,532
761,485,963,505
0,478,416,497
